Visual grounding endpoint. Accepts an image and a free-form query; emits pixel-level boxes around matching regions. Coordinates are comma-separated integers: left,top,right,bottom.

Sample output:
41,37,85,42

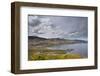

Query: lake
47,43,88,58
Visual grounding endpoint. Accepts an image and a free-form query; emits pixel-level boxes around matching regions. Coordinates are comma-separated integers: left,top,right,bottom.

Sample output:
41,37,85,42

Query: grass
28,48,81,60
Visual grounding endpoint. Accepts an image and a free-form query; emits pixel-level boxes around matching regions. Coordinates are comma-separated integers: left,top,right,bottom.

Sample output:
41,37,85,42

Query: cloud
28,16,41,27
68,32,79,36
28,15,88,39
28,15,69,38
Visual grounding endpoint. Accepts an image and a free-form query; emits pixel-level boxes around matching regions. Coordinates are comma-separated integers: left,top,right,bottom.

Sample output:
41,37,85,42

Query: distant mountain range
29,36,87,42
29,36,47,40
28,36,87,48
28,36,67,41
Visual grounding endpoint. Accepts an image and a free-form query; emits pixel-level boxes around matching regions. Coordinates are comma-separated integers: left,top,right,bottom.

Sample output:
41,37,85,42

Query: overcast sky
28,15,88,40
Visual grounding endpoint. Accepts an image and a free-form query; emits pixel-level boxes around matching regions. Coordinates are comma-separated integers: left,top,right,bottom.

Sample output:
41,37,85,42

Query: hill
28,36,87,48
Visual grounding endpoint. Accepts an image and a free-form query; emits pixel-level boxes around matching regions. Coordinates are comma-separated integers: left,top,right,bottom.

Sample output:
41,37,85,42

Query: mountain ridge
28,36,87,43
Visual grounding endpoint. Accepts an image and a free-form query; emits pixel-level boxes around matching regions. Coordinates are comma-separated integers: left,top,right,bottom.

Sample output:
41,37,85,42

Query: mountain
29,36,47,40
28,36,87,42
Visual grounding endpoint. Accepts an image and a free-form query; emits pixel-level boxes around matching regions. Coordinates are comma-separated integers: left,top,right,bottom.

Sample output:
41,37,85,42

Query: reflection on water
47,43,88,58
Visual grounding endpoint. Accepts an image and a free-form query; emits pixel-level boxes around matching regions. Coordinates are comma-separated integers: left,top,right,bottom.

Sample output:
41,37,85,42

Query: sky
28,15,88,40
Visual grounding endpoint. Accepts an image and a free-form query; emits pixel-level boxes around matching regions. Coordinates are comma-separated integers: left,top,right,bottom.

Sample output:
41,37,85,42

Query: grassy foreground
28,48,81,60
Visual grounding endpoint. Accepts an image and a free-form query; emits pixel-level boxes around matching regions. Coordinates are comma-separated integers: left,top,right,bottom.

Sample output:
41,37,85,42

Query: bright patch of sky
28,15,88,39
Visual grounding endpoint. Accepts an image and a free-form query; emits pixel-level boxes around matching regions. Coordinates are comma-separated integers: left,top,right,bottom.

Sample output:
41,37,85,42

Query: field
28,48,81,60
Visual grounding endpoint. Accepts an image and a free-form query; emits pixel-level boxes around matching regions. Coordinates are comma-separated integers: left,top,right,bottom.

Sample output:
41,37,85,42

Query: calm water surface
47,43,88,58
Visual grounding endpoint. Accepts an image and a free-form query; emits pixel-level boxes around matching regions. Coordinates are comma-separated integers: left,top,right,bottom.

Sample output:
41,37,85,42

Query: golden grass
28,48,81,60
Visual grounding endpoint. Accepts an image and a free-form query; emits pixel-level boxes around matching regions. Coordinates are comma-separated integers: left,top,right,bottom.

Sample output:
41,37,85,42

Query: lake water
47,43,88,58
